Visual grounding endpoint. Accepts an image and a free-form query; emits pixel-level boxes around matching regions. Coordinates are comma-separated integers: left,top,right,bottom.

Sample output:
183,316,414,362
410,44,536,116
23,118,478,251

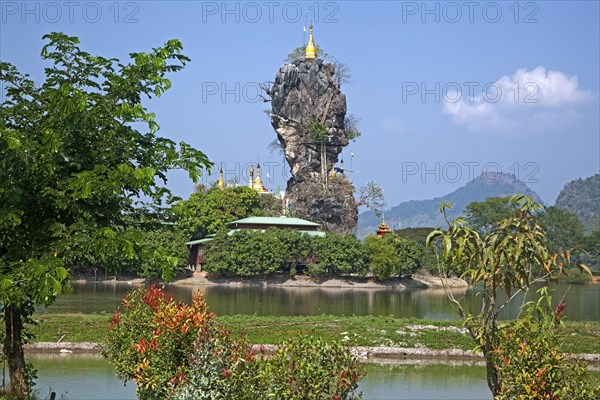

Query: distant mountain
358,172,542,238
555,174,599,234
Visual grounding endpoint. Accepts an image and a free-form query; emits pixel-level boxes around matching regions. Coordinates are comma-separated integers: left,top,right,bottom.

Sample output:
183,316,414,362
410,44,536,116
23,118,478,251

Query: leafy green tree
174,186,263,240
539,206,584,254
578,230,600,272
204,229,288,276
427,195,592,397
394,228,436,246
0,33,210,397
383,235,425,276
315,234,368,276
463,196,518,235
364,236,396,280
276,230,318,270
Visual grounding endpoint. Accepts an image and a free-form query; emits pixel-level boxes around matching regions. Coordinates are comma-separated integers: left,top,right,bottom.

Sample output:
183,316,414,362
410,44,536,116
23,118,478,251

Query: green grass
27,313,600,355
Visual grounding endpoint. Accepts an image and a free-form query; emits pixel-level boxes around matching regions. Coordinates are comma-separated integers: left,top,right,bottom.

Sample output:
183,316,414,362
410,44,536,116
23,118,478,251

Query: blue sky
2,1,599,208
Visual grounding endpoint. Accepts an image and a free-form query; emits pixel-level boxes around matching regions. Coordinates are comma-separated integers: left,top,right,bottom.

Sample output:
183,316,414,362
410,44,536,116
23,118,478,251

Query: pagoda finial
305,23,317,60
249,165,254,188
253,162,267,193
217,165,225,189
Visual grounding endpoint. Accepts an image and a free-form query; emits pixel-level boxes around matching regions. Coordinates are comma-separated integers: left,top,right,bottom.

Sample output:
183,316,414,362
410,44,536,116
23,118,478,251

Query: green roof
227,229,325,237
185,236,215,246
229,216,320,227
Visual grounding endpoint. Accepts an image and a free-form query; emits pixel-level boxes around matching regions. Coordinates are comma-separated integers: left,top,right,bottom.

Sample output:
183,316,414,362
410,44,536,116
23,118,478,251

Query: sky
1,0,599,209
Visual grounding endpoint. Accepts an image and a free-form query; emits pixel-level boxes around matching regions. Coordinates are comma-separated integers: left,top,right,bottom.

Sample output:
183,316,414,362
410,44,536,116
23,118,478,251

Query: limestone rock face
267,59,357,233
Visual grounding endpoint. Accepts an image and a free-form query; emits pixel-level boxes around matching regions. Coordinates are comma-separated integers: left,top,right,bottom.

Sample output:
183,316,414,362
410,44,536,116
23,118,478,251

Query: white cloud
442,67,593,133
380,116,406,134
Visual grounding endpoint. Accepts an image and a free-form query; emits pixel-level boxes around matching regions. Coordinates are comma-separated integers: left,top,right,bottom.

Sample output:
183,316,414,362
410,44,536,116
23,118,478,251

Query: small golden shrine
376,216,392,236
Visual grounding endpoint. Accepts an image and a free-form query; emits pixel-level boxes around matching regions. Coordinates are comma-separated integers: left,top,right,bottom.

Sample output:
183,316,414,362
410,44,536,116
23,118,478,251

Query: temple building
376,217,392,236
215,163,269,193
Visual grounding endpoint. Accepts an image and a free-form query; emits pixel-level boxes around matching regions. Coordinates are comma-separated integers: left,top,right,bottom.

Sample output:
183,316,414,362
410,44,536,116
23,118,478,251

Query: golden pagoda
376,216,392,236
217,166,225,189
328,164,337,182
248,164,268,193
305,23,317,60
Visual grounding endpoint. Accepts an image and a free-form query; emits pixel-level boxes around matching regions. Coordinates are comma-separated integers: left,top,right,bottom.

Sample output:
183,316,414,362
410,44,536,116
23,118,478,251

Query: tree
285,44,334,63
0,33,210,397
343,114,361,142
356,182,385,217
463,196,518,235
539,206,584,254
333,61,352,88
204,229,288,276
427,195,592,397
363,236,396,280
315,234,368,276
578,230,600,272
384,235,425,276
174,186,263,240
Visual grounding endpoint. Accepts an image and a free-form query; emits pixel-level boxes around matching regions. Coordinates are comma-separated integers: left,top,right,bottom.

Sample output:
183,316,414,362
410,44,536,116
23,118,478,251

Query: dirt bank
23,342,600,365
75,271,469,290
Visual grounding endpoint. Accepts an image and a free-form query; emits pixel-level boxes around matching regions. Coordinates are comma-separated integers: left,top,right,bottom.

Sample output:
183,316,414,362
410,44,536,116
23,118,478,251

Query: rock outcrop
267,59,357,233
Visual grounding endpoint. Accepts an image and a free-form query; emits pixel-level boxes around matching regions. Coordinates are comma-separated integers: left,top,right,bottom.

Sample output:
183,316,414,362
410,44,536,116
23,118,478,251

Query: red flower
555,301,567,320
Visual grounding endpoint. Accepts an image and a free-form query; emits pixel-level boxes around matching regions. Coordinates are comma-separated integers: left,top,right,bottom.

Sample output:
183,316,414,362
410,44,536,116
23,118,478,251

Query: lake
29,353,492,400
40,281,600,321
25,281,600,399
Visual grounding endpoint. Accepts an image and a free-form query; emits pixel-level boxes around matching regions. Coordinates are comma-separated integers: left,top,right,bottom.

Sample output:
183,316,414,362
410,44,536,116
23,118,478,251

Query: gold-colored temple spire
328,164,337,182
253,163,267,193
217,166,225,189
305,23,317,59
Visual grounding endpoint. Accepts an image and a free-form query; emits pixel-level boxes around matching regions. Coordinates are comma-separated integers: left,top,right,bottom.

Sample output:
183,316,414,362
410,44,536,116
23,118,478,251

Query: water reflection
40,281,600,321
360,363,489,399
29,353,491,400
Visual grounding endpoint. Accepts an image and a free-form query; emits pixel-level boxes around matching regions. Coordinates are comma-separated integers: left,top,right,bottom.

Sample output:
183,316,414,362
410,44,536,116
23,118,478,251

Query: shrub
105,286,365,400
174,336,364,400
494,292,599,399
258,336,364,399
103,285,215,399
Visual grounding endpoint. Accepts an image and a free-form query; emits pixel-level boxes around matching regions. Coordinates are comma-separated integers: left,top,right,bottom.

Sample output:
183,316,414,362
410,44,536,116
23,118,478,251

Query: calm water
40,281,600,321
29,353,492,400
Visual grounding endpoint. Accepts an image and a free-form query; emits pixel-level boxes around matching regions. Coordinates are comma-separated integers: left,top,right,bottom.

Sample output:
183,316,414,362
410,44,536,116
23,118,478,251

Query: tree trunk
484,349,500,395
4,304,28,398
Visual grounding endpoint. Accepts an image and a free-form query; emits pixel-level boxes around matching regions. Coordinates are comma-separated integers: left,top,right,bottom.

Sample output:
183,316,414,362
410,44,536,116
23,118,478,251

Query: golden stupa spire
305,23,317,60
217,165,225,189
328,163,337,182
253,163,267,193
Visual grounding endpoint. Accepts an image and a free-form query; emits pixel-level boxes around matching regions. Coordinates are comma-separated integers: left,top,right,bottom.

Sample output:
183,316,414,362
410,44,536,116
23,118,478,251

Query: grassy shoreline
28,313,600,355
